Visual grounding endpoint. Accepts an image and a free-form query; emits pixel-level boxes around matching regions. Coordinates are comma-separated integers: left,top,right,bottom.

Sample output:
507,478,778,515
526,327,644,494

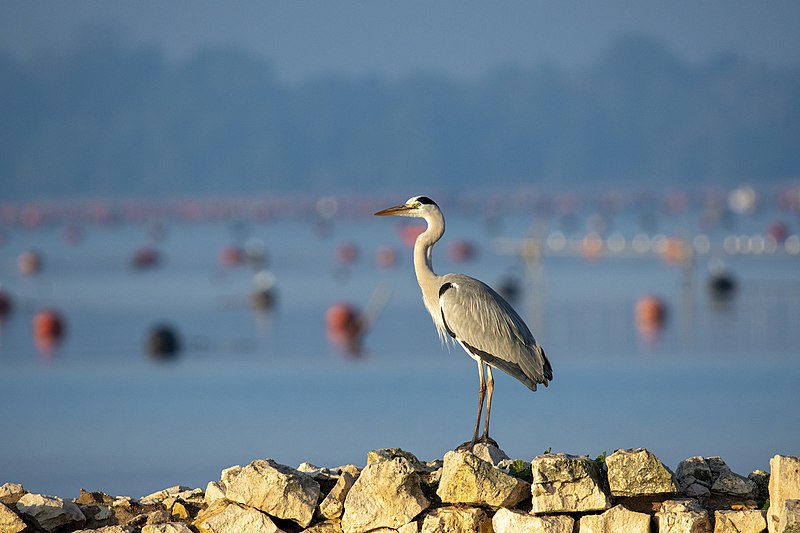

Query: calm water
1,198,798,498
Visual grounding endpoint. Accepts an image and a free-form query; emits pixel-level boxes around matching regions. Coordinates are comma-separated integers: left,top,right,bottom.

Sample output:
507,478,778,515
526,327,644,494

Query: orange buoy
132,247,160,269
218,245,245,268
325,302,364,356
447,240,476,262
336,242,359,265
635,295,668,342
661,237,689,264
374,246,397,268
18,250,43,276
400,225,425,247
33,309,66,353
580,233,604,260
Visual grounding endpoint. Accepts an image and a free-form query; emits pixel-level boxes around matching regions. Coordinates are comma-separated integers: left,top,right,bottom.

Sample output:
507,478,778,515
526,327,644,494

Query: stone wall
1,447,798,533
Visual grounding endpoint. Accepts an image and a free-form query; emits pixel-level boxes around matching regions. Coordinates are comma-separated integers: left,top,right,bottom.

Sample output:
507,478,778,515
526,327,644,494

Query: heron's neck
413,212,444,288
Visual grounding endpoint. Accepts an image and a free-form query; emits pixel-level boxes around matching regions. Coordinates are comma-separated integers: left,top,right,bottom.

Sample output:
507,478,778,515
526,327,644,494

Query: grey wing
439,274,552,391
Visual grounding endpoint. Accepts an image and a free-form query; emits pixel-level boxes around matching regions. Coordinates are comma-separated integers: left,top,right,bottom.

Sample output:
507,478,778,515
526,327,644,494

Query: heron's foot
476,434,499,448
454,435,499,453
455,439,477,452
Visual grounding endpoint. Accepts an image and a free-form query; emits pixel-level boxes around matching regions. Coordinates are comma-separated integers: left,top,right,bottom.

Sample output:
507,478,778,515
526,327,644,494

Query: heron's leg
482,365,494,440
470,361,487,446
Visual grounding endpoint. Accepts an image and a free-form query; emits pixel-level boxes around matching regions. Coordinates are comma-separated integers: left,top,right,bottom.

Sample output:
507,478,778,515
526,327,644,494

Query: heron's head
374,196,439,218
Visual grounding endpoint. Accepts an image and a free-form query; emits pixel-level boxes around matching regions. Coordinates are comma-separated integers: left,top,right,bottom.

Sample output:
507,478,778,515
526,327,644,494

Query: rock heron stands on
375,195,553,450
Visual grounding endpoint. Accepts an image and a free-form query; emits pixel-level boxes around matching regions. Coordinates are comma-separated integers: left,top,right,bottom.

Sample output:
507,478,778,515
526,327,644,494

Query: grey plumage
375,195,552,449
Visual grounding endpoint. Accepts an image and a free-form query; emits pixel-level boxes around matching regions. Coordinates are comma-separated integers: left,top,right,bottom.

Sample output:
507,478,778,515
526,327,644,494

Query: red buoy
325,302,364,356
33,309,66,354
18,250,43,276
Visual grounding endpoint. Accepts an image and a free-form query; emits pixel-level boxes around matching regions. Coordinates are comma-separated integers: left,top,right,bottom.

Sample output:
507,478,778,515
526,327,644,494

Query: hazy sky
3,1,800,80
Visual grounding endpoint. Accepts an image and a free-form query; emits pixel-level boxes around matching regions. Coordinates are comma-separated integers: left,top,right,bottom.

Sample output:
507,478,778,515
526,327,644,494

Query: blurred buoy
325,302,364,356
708,271,737,301
336,242,359,265
250,270,277,311
132,247,160,269
33,309,66,354
400,225,425,247
660,237,689,264
374,245,397,268
218,245,245,268
0,288,13,322
635,295,668,343
767,221,789,243
580,233,604,260
497,276,521,304
18,250,43,276
146,324,181,360
447,240,476,262
245,238,268,269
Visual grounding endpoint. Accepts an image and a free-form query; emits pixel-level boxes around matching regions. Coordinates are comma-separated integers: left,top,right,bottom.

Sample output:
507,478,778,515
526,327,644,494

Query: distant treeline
1,30,799,199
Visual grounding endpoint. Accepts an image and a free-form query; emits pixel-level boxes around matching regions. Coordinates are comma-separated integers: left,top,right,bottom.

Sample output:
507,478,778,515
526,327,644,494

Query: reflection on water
0,189,798,498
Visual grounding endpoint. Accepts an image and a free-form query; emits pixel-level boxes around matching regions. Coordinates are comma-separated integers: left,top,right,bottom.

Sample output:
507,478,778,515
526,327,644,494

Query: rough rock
420,506,491,533
492,508,575,533
141,523,194,533
607,448,678,497
0,501,27,533
319,466,359,520
194,499,284,533
749,470,771,504
712,469,759,499
779,500,800,533
304,520,344,533
224,458,320,527
471,443,510,466
75,526,136,533
769,455,800,533
655,499,712,533
713,509,767,533
341,456,430,533
530,453,611,513
436,450,530,508
367,448,426,471
677,457,715,498
204,481,226,504
16,492,86,531
139,485,192,505
0,483,25,500
579,504,652,532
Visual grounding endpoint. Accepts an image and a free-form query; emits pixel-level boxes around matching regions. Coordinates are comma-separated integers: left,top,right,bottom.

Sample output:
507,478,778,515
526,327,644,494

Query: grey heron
375,195,552,450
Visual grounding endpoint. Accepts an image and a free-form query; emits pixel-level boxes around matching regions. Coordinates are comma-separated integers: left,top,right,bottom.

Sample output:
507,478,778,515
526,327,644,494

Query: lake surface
1,193,798,498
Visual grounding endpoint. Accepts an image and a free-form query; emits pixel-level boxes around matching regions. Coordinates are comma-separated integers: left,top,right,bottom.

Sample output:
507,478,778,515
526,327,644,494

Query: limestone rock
319,467,359,520
224,458,320,527
471,442,510,466
420,506,491,533
779,499,800,533
436,450,530,508
0,483,25,500
304,520,344,533
768,455,800,533
0,502,27,533
16,493,86,532
677,457,715,498
655,499,711,533
139,485,193,505
204,481,226,504
141,523,194,533
341,456,430,533
712,469,759,499
607,448,677,497
714,509,767,533
75,526,136,533
531,453,611,513
367,448,426,471
194,499,285,533
579,504,652,532
492,508,574,533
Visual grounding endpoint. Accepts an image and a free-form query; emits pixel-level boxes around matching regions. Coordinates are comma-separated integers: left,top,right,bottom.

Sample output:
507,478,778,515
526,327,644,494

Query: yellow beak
374,204,413,216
